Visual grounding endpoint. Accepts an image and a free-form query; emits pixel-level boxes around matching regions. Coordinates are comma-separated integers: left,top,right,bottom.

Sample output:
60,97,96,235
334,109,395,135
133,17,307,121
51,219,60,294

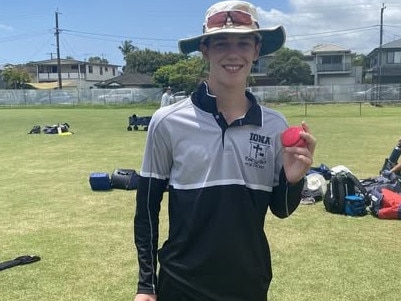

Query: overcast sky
1,0,400,68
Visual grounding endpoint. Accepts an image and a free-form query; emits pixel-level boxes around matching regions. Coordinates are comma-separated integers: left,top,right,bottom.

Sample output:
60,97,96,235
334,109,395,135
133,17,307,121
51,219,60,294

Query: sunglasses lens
207,11,253,28
207,11,229,28
230,11,253,25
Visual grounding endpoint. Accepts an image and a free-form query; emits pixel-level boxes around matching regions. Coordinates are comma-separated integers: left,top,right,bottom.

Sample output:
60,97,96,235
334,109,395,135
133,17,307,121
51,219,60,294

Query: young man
134,1,316,301
160,87,172,107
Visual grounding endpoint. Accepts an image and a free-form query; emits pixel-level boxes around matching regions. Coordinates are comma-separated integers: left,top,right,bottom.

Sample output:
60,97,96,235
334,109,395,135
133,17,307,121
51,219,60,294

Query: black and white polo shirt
135,82,304,301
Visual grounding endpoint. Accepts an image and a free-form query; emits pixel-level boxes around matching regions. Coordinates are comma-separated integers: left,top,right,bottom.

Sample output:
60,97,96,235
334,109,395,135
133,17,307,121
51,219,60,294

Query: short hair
200,33,261,48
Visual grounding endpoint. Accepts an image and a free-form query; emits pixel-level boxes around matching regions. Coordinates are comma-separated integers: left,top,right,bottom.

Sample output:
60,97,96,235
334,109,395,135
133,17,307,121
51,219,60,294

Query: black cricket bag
360,171,401,195
42,123,72,134
323,171,368,215
110,169,139,190
28,125,41,134
127,114,152,131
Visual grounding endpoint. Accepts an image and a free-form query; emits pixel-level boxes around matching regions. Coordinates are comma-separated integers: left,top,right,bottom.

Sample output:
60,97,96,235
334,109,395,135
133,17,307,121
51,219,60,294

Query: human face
201,33,260,88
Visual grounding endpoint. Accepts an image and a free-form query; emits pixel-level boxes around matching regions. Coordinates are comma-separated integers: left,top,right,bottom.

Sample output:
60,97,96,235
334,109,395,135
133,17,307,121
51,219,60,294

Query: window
387,51,401,64
251,58,267,73
321,55,342,64
88,65,93,73
38,66,59,73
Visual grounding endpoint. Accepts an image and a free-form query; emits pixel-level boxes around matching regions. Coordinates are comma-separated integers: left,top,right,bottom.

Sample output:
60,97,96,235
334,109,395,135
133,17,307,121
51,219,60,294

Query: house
26,59,120,89
249,56,277,86
249,43,362,86
0,64,12,88
367,39,401,84
303,43,362,85
94,72,157,89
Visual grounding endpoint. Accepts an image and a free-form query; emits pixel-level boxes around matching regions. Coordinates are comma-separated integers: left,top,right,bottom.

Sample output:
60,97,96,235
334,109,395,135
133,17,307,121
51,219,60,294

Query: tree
1,67,31,89
125,48,187,74
153,56,207,93
119,40,137,60
352,53,369,69
87,56,109,64
266,48,313,85
351,53,370,83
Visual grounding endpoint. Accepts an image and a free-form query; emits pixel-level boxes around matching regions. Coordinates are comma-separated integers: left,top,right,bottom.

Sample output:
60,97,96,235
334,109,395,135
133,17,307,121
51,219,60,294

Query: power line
0,31,51,43
385,25,401,29
61,25,383,48
61,28,177,42
290,2,401,11
2,6,400,64
288,25,379,40
61,31,178,50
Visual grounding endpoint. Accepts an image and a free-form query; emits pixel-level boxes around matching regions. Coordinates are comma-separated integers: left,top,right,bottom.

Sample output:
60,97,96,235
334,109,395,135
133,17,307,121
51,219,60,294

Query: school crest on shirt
245,133,271,169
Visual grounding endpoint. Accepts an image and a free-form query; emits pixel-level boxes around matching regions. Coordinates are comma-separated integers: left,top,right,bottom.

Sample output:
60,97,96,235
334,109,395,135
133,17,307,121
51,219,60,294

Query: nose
225,43,245,57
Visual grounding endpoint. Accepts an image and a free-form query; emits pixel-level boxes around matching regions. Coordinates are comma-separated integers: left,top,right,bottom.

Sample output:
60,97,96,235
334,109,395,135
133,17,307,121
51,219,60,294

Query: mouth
223,64,242,73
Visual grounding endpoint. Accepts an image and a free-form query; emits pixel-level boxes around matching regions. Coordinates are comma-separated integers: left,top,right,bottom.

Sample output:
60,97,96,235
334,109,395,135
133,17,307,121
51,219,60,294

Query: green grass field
1,103,401,301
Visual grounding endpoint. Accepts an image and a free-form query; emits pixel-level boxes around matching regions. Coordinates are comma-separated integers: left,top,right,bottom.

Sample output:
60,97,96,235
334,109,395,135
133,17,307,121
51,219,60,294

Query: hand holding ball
281,126,307,147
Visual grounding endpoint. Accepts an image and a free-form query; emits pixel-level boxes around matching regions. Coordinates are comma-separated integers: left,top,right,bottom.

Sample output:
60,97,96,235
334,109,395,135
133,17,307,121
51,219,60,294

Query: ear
254,43,261,61
200,43,209,60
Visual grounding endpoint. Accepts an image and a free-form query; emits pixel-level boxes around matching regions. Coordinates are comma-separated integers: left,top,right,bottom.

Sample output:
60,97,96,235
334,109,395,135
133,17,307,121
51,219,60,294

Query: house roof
29,58,120,67
381,39,401,49
0,63,15,71
309,43,351,55
94,72,156,88
367,38,401,57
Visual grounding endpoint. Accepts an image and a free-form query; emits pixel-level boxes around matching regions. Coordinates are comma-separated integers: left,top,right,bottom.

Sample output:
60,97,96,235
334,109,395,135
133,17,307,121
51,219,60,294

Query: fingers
298,121,317,154
284,145,313,163
301,121,310,132
284,121,316,164
302,133,317,154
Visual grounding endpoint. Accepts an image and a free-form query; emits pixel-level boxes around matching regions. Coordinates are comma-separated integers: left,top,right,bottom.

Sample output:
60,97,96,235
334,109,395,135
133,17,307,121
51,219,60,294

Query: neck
206,81,250,124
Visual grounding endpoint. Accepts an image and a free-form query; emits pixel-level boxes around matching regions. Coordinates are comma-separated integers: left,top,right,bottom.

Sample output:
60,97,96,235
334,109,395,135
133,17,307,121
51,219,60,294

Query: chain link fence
1,84,401,106
0,88,163,105
248,84,401,104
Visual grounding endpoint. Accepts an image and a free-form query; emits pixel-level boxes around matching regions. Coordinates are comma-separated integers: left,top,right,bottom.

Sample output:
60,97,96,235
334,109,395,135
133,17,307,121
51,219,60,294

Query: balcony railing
38,72,85,80
316,63,351,72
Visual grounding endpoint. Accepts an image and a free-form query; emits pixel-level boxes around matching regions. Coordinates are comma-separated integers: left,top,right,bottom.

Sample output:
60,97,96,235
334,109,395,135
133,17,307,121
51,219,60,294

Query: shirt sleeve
134,113,171,294
134,176,167,294
270,168,304,218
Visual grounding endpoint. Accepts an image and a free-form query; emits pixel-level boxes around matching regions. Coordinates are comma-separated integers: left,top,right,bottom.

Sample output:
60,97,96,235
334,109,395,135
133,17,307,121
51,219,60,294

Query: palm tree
119,40,137,61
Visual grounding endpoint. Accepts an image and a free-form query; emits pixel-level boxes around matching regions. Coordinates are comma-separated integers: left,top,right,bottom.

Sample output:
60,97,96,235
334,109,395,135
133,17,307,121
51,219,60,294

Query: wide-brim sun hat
306,173,327,195
178,0,286,57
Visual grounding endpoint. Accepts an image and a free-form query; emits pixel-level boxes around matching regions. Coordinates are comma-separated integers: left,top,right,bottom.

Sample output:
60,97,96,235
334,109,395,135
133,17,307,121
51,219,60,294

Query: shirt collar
191,81,262,126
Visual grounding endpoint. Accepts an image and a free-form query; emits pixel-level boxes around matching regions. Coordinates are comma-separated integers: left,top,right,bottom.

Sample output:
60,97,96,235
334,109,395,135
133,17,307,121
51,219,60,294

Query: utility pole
378,3,386,90
55,11,62,89
46,52,56,59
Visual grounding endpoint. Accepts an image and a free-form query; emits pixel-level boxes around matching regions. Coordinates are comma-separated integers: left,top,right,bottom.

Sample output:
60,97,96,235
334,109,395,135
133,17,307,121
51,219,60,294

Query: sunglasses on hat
205,10,259,32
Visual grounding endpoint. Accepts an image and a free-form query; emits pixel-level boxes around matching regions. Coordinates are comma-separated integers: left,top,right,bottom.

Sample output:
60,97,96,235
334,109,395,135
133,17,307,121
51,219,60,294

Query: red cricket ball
281,126,307,147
